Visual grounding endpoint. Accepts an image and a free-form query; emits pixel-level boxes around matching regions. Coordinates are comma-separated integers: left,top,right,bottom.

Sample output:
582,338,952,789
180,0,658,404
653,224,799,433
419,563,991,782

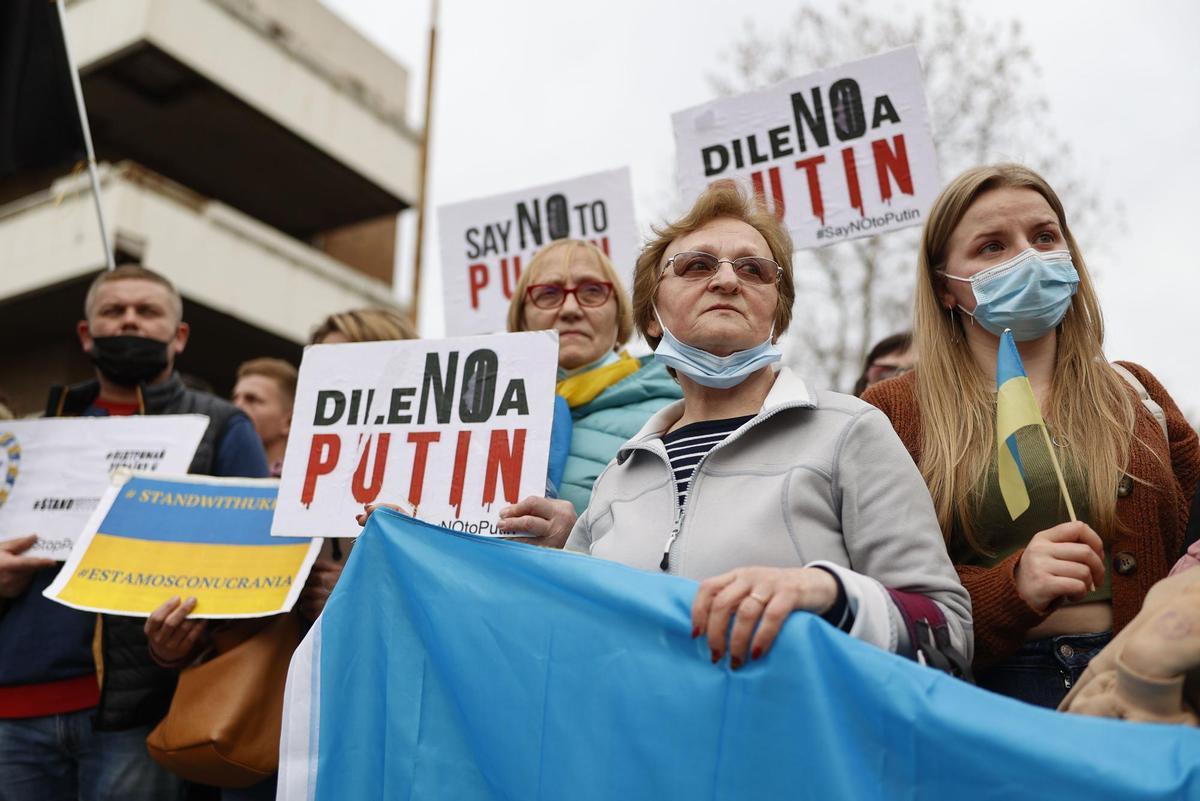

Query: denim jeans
0,709,184,801
976,630,1112,709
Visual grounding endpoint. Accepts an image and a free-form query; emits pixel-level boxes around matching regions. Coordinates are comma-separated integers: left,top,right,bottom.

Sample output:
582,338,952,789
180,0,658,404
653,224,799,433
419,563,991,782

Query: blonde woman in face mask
863,163,1200,707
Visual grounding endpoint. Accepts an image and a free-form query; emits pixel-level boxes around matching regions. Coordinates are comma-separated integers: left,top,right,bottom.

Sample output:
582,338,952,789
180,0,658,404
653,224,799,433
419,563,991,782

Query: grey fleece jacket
565,366,973,660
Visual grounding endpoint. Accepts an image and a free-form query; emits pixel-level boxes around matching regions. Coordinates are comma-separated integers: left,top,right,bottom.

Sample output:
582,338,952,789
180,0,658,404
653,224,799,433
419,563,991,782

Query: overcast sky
323,0,1200,417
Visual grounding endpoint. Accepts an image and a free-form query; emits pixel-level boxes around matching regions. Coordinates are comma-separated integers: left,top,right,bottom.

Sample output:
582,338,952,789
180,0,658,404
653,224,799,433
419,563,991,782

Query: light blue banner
282,510,1200,800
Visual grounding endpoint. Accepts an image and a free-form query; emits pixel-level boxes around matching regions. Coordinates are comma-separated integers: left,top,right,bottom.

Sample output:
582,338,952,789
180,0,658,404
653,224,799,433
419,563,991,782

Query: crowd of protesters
1,162,1199,800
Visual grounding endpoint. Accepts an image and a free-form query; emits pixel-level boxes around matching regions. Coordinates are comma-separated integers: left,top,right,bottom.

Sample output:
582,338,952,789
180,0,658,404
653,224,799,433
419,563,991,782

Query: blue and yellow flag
996,329,1068,521
279,511,1200,800
44,473,321,618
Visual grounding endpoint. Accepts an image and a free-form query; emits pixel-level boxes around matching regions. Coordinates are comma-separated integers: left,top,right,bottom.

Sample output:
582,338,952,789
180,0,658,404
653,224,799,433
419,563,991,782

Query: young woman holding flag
864,164,1200,707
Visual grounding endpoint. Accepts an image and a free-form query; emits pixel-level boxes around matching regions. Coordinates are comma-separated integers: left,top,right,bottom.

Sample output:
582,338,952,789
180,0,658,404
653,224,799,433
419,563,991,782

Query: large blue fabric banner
279,510,1200,800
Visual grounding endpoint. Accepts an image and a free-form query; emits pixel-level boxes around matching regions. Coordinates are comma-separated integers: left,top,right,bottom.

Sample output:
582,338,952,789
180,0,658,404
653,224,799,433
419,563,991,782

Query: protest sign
438,168,638,336
0,415,208,559
271,331,558,540
673,46,939,249
45,472,320,618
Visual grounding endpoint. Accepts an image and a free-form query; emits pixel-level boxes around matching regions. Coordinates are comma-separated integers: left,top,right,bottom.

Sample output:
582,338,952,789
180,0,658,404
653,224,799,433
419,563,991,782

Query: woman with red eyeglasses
500,239,681,525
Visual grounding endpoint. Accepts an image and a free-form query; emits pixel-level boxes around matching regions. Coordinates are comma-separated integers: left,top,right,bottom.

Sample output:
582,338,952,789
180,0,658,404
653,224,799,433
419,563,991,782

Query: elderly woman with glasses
496,239,681,534
545,181,973,669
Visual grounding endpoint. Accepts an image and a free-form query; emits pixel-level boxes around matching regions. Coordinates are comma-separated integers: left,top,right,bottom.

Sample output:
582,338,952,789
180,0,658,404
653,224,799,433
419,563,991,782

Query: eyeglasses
526,281,614,310
662,251,781,285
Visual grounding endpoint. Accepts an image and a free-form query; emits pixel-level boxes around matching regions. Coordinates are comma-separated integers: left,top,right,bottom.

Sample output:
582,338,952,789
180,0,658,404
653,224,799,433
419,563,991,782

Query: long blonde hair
913,164,1136,549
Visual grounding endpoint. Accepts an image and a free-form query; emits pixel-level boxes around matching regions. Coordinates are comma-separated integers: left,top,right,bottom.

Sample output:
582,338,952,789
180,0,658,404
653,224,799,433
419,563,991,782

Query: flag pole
409,0,439,328
1039,426,1077,522
54,0,114,271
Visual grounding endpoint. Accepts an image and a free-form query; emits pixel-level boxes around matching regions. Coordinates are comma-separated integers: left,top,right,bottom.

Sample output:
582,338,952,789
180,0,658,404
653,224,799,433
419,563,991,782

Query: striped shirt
661,415,754,510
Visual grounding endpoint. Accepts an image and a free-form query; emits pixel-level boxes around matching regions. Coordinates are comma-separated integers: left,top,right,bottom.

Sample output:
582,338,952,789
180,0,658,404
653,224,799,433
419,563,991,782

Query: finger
499,496,546,519
495,514,548,537
165,619,200,651
1047,558,1093,585
9,556,57,572
144,596,180,636
178,621,207,653
163,596,197,631
727,593,769,667
704,579,751,661
1071,524,1105,556
1049,543,1105,588
0,535,38,555
1049,556,1101,593
1045,575,1090,602
749,595,794,661
691,573,738,641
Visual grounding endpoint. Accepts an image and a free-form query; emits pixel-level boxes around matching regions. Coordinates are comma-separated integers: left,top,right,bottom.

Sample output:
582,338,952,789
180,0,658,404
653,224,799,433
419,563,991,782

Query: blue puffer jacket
559,357,681,515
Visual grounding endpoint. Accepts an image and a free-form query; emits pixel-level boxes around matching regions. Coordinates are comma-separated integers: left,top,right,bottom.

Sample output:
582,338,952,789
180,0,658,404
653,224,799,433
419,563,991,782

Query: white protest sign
438,167,638,336
0,415,208,559
272,332,559,539
673,46,939,249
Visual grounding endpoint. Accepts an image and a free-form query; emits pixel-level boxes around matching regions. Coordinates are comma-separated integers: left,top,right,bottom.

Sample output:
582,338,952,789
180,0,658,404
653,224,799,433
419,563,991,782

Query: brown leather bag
146,611,303,788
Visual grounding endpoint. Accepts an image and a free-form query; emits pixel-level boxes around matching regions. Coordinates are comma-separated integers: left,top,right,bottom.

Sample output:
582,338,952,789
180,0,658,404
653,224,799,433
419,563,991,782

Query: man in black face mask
0,266,269,800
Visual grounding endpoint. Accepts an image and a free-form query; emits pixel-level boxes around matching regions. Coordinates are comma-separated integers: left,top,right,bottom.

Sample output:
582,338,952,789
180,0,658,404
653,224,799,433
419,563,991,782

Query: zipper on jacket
659,513,682,571
637,400,806,574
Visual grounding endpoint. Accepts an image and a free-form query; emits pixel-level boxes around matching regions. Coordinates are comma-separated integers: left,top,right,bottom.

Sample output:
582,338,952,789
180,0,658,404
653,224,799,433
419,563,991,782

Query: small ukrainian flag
996,329,1075,521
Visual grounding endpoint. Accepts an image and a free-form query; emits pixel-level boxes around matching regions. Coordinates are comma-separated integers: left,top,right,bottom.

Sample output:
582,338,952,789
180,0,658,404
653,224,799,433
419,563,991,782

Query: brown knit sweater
862,363,1200,668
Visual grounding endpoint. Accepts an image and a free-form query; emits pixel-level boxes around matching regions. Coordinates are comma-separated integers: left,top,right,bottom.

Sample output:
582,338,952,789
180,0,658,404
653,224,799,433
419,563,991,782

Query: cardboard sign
0,416,208,559
673,46,939,249
438,168,638,336
272,332,559,540
44,473,321,618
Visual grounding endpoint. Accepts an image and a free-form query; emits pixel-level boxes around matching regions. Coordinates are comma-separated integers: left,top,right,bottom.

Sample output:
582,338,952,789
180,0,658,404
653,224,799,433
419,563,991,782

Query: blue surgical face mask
651,308,781,389
944,248,1079,341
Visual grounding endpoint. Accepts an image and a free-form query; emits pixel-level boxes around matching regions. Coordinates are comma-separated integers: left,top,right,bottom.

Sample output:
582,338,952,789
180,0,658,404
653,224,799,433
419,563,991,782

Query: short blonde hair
310,307,415,344
84,265,183,325
506,239,633,346
632,180,795,349
236,358,298,407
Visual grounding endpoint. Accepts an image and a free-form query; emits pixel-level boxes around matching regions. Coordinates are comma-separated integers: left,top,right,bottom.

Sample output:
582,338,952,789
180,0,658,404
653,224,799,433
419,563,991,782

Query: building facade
0,0,420,413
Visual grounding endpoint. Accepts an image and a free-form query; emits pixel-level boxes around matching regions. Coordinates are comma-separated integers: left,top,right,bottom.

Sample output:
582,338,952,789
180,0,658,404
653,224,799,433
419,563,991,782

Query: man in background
0,265,268,800
232,358,297,477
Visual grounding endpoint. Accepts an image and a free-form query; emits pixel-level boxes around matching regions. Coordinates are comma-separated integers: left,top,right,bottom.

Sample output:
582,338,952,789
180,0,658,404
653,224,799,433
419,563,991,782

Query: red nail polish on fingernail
710,649,720,664
731,657,742,671
691,626,700,639
751,647,762,661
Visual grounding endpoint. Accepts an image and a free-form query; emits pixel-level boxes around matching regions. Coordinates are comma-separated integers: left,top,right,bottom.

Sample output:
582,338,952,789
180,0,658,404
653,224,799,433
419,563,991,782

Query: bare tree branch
707,0,1121,391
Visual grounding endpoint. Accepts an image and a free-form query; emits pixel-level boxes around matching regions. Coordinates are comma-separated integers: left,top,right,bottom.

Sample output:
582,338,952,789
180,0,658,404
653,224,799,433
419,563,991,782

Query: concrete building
0,0,420,414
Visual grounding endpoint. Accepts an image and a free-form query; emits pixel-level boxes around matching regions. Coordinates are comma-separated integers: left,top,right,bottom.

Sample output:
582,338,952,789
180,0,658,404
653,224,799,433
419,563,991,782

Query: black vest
46,374,240,730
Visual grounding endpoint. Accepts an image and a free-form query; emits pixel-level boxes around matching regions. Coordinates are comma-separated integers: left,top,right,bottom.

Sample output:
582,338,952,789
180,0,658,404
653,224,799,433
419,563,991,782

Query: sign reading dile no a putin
673,47,939,249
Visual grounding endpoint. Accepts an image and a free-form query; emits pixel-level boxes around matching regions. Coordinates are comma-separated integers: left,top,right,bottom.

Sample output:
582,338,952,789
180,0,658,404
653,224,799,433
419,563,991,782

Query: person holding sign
863,164,1200,707
0,265,269,800
501,239,680,520
562,182,971,668
297,307,416,622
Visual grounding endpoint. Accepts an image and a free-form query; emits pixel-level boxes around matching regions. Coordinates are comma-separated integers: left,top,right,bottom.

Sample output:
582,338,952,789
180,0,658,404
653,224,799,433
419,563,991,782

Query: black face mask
89,335,170,387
